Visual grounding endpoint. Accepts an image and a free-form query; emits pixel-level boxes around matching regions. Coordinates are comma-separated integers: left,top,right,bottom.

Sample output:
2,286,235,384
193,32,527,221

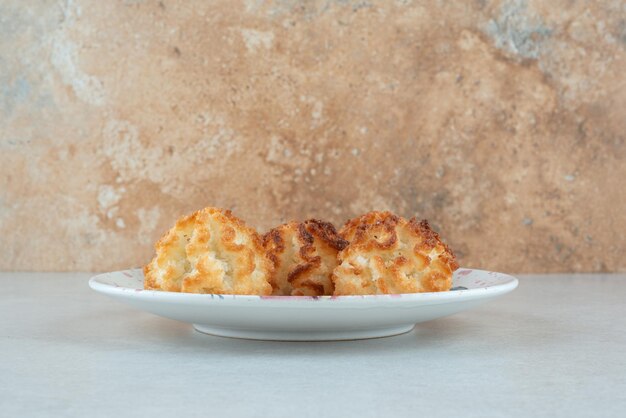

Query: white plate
89,268,518,341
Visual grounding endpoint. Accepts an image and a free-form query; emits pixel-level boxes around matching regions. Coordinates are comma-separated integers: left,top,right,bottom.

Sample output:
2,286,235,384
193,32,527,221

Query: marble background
1,0,624,272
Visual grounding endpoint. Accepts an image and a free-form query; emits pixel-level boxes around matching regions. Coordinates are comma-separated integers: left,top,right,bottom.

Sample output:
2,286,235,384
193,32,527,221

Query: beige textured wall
1,0,624,272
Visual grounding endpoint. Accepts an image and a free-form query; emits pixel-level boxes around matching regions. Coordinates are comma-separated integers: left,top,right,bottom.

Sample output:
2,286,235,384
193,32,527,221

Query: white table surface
1,273,625,417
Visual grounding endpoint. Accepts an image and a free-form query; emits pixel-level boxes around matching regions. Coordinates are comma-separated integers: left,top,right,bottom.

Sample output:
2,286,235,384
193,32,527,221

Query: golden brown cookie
332,211,458,295
144,207,273,295
263,219,348,296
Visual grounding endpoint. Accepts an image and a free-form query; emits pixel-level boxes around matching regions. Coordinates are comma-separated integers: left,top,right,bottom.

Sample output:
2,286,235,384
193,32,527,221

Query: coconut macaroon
144,207,273,295
263,219,348,296
332,211,458,295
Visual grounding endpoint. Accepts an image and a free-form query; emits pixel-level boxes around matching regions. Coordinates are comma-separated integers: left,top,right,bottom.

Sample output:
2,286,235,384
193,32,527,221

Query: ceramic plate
89,268,518,341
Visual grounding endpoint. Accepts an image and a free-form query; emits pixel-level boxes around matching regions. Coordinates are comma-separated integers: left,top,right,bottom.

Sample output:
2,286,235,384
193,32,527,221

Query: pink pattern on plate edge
456,269,473,276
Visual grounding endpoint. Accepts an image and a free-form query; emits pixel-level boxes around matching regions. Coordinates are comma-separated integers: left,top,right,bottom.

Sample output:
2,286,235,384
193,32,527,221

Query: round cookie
263,219,348,296
332,211,458,295
144,207,273,295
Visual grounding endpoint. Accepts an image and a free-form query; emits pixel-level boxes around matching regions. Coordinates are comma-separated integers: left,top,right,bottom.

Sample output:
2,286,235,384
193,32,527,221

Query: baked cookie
144,207,273,295
263,219,348,296
332,211,458,295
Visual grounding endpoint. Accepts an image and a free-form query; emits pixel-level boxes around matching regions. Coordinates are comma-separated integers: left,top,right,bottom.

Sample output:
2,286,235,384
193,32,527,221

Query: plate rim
89,267,519,305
